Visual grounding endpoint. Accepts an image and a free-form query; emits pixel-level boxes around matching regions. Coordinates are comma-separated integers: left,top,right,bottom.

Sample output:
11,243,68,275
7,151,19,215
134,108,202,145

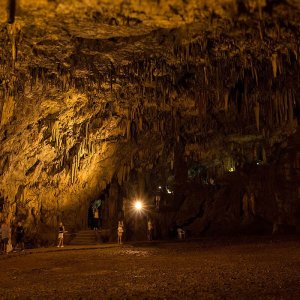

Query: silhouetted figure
14,221,25,252
242,192,249,220
170,222,178,238
177,228,185,240
147,219,153,241
88,206,94,229
155,195,160,209
249,193,256,215
1,221,11,254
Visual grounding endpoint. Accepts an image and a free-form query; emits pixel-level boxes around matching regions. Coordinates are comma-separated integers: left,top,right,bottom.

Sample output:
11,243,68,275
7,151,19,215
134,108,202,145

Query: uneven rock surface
0,0,300,241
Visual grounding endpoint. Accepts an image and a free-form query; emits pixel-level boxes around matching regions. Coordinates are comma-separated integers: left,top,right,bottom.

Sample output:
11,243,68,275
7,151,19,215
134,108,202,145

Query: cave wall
0,0,299,243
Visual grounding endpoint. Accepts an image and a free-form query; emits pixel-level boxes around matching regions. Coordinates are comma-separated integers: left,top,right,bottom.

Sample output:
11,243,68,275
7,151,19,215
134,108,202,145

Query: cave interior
0,0,300,245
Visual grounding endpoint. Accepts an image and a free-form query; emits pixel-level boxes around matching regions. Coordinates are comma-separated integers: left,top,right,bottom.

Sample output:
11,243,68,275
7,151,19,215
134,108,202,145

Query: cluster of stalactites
50,120,95,183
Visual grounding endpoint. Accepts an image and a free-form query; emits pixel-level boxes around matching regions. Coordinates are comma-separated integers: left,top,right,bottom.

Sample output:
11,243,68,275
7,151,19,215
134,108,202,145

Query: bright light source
229,167,235,172
134,201,143,210
166,187,172,194
158,186,162,189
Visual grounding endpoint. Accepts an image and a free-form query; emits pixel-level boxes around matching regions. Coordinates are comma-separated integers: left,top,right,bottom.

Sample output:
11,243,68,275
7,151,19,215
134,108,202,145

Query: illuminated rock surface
0,0,299,243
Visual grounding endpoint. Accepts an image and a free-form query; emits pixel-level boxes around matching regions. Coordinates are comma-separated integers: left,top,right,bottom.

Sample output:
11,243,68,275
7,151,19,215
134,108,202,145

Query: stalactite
7,23,17,67
288,89,294,126
254,102,260,132
117,166,123,185
224,91,229,112
126,165,130,181
271,54,277,78
284,90,288,122
253,144,257,161
274,92,279,125
203,66,208,85
51,121,62,149
278,92,283,124
138,116,143,131
130,153,134,169
0,95,15,126
262,147,267,163
91,142,95,155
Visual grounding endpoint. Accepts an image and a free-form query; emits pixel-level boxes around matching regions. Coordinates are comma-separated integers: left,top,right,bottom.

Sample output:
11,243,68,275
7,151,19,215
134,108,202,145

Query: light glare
135,201,142,210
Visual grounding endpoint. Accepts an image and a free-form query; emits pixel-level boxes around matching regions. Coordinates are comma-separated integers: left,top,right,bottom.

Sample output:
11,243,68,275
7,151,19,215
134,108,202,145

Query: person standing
155,195,160,210
1,221,11,254
14,221,25,252
177,227,186,240
147,219,153,241
117,221,124,244
93,208,99,230
57,222,65,248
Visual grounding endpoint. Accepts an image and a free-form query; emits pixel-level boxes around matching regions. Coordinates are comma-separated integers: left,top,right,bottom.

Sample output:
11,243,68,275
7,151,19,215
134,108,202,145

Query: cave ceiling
0,0,300,217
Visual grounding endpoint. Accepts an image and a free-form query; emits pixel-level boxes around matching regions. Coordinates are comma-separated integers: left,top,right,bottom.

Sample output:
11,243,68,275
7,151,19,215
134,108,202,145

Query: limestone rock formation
0,0,299,243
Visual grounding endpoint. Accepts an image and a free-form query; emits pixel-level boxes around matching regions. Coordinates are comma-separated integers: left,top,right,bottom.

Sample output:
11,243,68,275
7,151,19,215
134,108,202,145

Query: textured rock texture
0,0,299,243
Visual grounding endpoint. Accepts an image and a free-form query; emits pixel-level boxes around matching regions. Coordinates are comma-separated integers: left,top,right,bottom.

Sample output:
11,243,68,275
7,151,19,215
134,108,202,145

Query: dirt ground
0,238,299,299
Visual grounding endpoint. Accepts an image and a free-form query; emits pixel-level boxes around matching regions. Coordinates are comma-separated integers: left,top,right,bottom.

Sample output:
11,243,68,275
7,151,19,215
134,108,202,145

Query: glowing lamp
134,201,143,211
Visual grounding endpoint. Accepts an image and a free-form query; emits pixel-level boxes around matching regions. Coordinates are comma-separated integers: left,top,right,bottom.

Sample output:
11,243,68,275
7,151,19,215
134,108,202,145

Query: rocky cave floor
0,237,299,299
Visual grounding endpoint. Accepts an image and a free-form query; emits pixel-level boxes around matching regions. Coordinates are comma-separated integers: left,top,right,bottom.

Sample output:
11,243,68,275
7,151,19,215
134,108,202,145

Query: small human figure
242,192,249,220
117,221,124,244
155,195,160,209
147,219,153,241
249,192,256,215
57,222,65,248
1,221,11,254
14,221,25,252
93,208,99,230
177,227,185,240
